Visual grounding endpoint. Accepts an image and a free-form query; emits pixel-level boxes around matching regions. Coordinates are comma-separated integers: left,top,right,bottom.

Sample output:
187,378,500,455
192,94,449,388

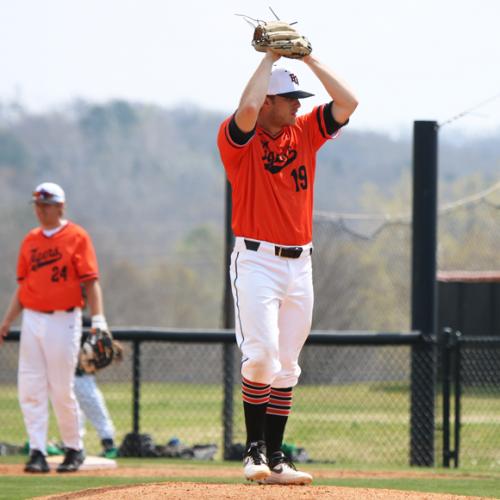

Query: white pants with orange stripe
18,308,83,454
230,237,313,388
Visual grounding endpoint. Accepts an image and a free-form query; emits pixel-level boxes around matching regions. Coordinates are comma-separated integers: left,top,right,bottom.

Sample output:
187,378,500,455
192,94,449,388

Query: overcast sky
1,0,499,137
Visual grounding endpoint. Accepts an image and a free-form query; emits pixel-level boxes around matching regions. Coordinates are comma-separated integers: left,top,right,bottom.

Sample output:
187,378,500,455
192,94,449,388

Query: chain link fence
1,329,500,468
0,332,417,466
451,338,500,468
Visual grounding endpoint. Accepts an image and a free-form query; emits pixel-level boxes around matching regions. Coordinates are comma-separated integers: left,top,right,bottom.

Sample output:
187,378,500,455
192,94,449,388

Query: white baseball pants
74,374,115,441
230,237,314,388
18,308,83,454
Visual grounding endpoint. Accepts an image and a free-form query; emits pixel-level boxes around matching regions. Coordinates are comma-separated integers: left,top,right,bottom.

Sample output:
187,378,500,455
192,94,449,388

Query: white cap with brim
32,182,66,204
268,68,314,99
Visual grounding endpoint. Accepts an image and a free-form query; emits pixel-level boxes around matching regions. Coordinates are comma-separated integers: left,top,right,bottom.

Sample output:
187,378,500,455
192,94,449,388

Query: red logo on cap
289,73,299,85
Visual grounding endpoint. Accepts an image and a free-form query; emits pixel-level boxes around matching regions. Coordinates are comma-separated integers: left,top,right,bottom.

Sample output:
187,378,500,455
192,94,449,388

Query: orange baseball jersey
17,222,99,311
217,103,343,246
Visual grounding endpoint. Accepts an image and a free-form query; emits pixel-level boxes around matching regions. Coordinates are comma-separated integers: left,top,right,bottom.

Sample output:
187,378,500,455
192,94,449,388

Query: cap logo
289,73,299,85
33,189,56,201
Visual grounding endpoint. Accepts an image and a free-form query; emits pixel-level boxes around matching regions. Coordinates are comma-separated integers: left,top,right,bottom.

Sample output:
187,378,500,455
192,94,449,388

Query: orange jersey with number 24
17,222,99,311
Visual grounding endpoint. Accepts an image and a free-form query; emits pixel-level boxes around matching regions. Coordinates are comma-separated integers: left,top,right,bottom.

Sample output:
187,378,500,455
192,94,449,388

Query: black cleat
56,448,85,473
100,438,118,459
24,449,50,473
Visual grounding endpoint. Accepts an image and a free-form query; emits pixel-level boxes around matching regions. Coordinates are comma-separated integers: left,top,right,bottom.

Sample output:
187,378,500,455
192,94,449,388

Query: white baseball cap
31,182,66,204
268,68,314,99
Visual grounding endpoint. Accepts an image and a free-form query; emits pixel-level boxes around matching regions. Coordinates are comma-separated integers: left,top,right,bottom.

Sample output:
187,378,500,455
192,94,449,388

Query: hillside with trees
0,100,499,330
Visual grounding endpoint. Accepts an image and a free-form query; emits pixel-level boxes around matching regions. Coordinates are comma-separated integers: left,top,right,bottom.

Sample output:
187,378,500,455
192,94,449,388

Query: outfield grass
1,457,500,499
2,381,500,468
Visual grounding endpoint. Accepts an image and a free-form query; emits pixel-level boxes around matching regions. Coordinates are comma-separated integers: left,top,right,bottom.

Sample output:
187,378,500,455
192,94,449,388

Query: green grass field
1,381,500,467
1,456,500,499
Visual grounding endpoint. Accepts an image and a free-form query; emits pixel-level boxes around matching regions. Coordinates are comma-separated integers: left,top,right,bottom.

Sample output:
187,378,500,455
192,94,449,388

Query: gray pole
222,180,235,460
132,340,141,435
223,180,235,329
409,120,438,466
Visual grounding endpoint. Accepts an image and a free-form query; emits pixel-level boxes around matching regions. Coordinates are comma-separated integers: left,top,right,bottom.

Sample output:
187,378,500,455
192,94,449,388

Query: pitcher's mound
46,455,117,471
35,482,491,500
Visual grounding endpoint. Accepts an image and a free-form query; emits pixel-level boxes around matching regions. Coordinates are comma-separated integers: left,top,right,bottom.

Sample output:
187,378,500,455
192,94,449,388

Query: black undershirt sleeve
228,114,255,145
323,101,349,136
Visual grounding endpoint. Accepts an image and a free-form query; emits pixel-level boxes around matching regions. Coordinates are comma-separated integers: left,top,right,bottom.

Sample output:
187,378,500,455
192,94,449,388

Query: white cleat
260,451,313,485
243,441,271,481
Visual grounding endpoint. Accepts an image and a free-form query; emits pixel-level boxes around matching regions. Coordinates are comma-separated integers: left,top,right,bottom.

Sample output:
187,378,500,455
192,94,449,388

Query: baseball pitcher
217,20,358,485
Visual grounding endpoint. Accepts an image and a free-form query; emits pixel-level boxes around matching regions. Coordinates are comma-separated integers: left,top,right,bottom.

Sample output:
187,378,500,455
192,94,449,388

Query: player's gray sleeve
74,374,115,441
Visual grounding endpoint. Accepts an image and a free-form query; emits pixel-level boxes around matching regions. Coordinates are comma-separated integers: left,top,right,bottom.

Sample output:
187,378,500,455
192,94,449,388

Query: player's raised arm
303,54,358,125
234,50,281,133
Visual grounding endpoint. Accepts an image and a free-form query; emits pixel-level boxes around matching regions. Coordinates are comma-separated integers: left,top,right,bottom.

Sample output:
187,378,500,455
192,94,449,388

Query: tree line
0,99,498,330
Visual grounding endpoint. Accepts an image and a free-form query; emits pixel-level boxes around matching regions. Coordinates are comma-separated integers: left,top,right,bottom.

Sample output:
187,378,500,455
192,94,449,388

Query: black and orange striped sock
242,377,271,446
265,387,293,456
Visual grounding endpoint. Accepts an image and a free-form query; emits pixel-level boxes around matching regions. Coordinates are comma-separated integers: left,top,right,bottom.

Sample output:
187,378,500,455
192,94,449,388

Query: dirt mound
35,482,490,500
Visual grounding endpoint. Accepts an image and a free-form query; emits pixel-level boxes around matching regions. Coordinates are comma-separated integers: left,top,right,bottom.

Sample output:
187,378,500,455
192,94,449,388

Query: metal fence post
410,120,438,466
223,343,235,460
452,330,462,468
222,180,236,460
441,328,452,467
132,340,141,434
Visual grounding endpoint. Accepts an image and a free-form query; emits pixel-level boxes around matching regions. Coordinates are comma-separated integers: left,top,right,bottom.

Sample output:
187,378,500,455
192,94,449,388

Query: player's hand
0,321,10,346
266,49,282,63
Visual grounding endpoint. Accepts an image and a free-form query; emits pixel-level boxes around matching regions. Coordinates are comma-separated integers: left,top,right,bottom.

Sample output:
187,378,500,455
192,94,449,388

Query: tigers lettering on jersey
217,103,337,246
30,247,63,271
262,141,297,174
17,222,99,311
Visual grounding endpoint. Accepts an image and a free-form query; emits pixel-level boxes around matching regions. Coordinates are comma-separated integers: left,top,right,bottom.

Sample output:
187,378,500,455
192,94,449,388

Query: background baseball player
74,372,118,458
74,315,118,459
0,182,110,473
217,34,358,483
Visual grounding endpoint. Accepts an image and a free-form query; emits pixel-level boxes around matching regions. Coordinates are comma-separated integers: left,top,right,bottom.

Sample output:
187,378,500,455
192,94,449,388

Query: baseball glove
252,20,312,59
78,328,123,374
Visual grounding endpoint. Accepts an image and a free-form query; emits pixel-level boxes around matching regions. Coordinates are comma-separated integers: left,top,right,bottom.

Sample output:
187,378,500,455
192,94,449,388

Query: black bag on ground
118,433,159,457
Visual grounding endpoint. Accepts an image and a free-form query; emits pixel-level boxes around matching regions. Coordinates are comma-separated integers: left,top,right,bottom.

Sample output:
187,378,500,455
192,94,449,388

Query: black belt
244,239,312,259
39,307,76,314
